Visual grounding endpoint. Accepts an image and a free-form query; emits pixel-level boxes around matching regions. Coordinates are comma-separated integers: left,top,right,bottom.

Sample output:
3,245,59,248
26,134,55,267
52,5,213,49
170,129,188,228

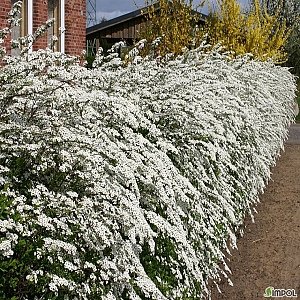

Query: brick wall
65,0,86,56
0,0,86,56
33,0,48,50
0,0,11,28
0,0,12,52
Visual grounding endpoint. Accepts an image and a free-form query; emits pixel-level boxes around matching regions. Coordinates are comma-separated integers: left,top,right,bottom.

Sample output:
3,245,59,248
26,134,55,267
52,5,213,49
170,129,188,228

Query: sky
93,0,216,22
94,0,145,21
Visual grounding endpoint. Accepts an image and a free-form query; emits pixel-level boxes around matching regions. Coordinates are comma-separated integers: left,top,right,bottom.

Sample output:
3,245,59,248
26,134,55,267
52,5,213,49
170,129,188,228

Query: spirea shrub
0,33,297,300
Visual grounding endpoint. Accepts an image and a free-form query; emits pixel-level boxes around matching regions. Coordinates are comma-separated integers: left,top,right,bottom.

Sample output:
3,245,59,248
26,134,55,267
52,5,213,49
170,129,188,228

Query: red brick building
0,0,86,56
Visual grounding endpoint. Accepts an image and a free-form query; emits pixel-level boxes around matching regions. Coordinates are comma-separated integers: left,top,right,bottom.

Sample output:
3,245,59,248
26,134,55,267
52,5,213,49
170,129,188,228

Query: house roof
86,4,207,36
87,8,145,36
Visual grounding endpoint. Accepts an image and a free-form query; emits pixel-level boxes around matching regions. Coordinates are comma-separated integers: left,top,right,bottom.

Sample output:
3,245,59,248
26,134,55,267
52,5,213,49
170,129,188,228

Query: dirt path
210,125,300,300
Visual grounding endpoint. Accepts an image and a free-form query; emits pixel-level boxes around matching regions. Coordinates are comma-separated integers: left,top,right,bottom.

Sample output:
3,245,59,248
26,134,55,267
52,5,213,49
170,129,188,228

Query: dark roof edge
86,5,207,36
86,8,144,35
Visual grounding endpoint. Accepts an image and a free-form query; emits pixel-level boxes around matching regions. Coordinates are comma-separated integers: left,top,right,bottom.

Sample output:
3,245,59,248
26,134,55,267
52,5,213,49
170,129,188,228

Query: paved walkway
210,124,300,300
287,123,300,145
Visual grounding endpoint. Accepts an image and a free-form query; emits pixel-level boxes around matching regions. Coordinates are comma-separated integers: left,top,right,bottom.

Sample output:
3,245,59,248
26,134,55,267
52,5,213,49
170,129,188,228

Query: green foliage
86,55,95,68
0,192,33,300
141,235,179,296
0,186,105,299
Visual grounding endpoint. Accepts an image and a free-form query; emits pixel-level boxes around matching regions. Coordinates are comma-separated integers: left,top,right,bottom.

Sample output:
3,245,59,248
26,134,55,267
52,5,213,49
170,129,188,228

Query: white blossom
0,11,297,299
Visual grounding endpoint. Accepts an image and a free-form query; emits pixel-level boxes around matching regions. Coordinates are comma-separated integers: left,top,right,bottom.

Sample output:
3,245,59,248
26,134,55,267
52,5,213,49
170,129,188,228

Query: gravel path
210,124,300,300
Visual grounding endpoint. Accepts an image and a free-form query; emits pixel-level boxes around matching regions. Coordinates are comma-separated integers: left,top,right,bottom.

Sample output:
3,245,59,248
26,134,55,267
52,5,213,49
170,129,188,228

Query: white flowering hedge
0,21,297,300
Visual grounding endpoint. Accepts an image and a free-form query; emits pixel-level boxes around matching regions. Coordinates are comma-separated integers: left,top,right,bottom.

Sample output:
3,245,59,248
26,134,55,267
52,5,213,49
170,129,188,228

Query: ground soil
210,125,300,300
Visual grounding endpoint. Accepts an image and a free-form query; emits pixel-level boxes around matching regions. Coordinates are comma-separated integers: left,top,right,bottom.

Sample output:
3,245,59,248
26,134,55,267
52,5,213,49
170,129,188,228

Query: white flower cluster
0,19,297,300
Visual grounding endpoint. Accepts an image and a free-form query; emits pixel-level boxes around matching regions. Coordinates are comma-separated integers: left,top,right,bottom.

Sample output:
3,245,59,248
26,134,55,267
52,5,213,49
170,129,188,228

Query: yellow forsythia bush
139,0,202,57
138,0,289,62
207,0,290,62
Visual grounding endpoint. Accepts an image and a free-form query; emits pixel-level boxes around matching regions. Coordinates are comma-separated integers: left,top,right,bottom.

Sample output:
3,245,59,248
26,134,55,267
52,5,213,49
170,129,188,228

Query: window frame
20,0,28,37
48,0,65,53
11,0,31,55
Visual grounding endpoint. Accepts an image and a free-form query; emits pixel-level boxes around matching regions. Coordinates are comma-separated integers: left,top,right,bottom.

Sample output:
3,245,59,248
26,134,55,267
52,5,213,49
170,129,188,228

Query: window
48,0,61,51
11,0,28,55
21,0,28,37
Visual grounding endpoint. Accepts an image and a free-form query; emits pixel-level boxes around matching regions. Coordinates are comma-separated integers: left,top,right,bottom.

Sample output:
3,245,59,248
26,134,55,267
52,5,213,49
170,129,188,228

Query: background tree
139,0,204,57
262,0,300,76
206,0,290,62
139,0,289,63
